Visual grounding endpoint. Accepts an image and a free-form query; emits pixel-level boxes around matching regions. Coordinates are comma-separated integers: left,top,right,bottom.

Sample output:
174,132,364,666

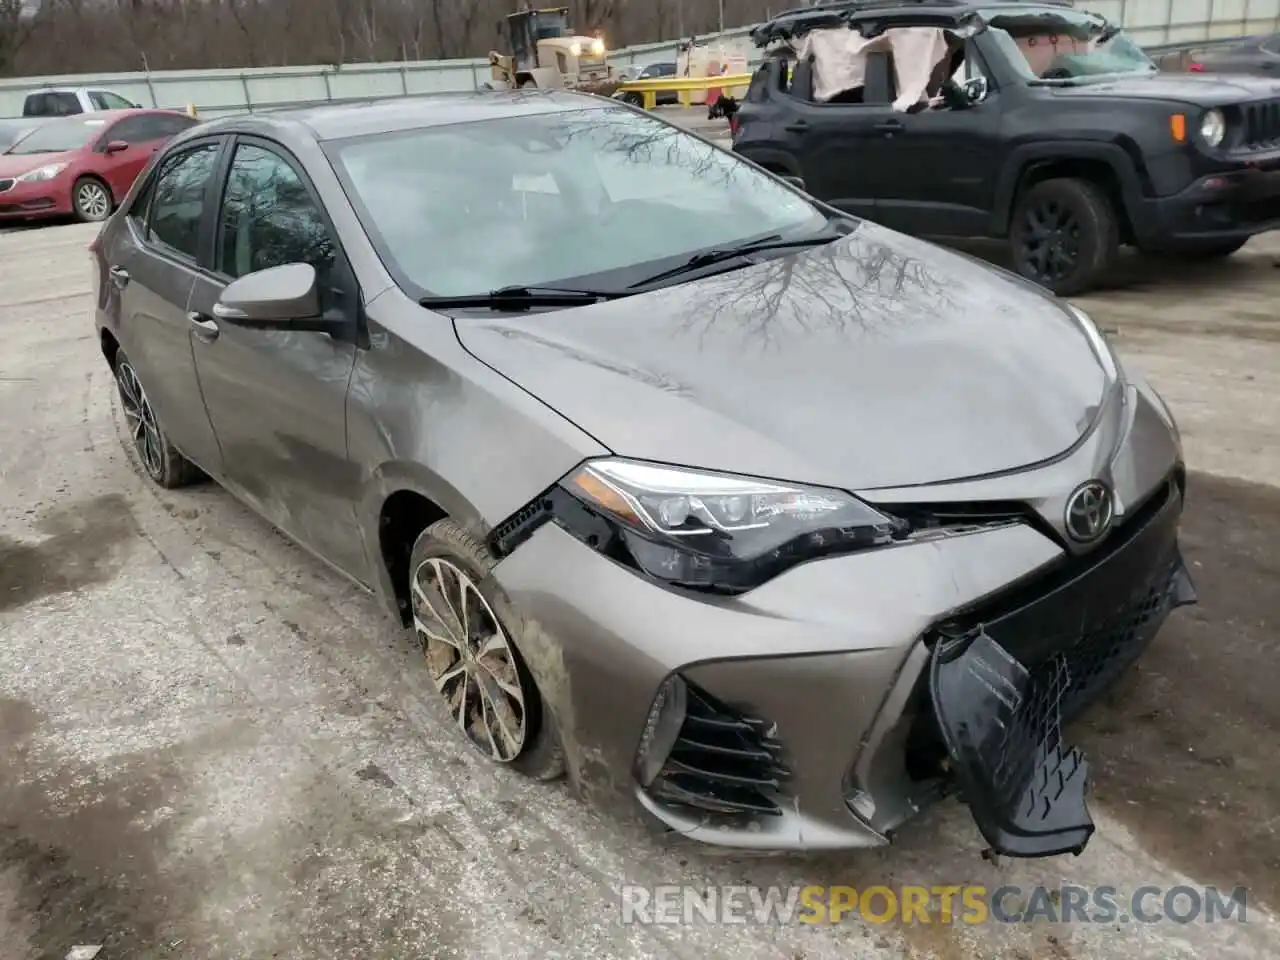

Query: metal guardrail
609,33,1251,110
17,29,1249,120
613,72,754,109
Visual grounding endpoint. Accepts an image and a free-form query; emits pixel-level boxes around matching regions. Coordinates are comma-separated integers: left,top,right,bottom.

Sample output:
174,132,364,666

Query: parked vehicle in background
1187,33,1280,76
484,6,616,95
92,91,1193,861
21,87,141,117
0,87,143,162
0,110,198,223
615,61,680,105
732,0,1280,295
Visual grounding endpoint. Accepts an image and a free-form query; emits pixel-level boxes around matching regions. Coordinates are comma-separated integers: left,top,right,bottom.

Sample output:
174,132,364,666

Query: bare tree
0,0,780,77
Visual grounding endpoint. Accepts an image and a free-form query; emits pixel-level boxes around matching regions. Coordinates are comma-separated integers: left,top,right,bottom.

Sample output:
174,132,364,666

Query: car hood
454,223,1110,491
1050,72,1280,106
0,150,74,178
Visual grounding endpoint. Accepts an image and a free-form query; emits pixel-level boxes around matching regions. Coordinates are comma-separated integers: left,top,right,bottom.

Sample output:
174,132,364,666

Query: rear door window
52,93,82,116
146,143,220,261
110,114,195,145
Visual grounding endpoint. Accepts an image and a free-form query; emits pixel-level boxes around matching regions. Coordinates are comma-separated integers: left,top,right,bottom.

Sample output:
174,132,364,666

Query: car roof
192,90,613,144
750,0,1081,45
41,108,186,122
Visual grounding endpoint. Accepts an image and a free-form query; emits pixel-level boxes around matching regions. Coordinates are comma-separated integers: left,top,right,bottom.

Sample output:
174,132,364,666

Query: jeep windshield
327,106,831,299
983,6,1158,83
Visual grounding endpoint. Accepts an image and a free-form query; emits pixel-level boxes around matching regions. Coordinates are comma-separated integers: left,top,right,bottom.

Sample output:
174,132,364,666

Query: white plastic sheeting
795,26,950,111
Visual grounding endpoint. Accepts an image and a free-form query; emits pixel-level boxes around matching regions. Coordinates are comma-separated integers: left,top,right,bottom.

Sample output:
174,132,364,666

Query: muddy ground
1,220,1277,960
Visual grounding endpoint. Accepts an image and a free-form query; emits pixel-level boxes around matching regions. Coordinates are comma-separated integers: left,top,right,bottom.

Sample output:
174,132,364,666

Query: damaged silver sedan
91,90,1195,860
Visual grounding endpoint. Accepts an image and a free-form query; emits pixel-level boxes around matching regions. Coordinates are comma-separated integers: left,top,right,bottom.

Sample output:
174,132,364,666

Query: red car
0,109,198,224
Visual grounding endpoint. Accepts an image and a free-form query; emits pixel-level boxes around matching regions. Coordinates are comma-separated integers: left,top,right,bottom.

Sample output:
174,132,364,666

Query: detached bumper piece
926,476,1197,859
647,683,790,818
930,631,1094,857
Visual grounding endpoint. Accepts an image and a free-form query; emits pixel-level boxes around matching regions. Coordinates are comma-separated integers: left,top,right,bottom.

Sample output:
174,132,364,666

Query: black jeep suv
731,0,1280,294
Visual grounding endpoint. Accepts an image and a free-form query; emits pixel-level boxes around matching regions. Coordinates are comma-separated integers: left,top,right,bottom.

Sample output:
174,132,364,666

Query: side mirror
212,263,322,328
961,76,989,104
778,174,806,191
104,140,129,155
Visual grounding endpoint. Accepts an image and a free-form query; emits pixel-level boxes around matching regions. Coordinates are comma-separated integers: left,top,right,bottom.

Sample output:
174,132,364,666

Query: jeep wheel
1010,178,1118,297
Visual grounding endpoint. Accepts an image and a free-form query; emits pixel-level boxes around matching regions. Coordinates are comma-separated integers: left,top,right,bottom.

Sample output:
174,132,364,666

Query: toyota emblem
1064,480,1115,544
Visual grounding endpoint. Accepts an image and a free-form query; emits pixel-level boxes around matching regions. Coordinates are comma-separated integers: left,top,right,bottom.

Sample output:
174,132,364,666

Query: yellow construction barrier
613,72,753,110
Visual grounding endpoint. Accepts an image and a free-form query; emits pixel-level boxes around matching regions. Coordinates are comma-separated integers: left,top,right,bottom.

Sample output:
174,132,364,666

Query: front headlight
554,458,908,592
569,41,583,57
1199,107,1226,148
590,38,606,56
18,162,69,183
1067,304,1123,384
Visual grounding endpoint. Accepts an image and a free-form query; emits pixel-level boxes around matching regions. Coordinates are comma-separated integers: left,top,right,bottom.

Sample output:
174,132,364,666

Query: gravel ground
1,201,1278,957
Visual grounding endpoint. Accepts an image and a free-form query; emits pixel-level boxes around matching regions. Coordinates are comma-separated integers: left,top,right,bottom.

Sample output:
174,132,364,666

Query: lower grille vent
649,683,789,817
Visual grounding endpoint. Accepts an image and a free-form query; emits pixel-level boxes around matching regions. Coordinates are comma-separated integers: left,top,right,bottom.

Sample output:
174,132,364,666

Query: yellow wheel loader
484,7,620,97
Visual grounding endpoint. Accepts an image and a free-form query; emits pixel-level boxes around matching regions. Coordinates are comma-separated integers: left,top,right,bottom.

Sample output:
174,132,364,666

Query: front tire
1009,177,1118,296
409,519,565,781
113,349,203,488
73,177,113,223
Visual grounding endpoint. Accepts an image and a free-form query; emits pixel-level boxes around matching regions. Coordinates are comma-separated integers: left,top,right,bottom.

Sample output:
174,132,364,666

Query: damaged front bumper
927,475,1195,858
490,440,1193,859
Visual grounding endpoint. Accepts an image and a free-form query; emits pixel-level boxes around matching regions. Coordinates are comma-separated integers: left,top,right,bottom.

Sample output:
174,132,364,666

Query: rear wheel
409,519,565,781
1009,177,1118,296
72,177,112,223
113,349,203,488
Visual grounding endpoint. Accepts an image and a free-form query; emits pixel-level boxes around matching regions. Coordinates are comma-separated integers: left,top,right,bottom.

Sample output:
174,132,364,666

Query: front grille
647,683,790,817
0,179,12,193
1236,99,1280,152
906,475,1184,779
987,554,1179,724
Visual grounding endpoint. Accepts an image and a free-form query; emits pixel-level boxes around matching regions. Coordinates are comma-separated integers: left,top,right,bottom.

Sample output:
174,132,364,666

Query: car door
778,60,899,218
108,139,226,476
185,137,366,577
868,46,1003,236
93,115,164,200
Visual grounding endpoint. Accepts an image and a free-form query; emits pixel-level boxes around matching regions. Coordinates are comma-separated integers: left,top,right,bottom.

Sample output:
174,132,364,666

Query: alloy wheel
412,557,528,762
115,361,164,479
1018,200,1081,285
77,181,111,221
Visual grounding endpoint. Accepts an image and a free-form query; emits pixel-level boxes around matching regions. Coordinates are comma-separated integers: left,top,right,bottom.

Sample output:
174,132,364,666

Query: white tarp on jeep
795,25,950,111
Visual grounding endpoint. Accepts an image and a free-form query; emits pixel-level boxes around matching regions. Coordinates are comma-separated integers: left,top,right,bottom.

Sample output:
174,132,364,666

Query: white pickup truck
0,87,142,150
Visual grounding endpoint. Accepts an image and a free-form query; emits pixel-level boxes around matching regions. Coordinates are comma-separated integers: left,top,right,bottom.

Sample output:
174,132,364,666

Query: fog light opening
635,674,687,787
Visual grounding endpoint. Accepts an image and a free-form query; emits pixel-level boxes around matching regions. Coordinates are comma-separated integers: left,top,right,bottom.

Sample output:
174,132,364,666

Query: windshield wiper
627,233,840,289
418,284,628,312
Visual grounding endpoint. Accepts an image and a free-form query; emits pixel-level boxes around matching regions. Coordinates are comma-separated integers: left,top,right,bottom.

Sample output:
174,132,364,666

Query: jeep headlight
1199,108,1226,148
569,41,582,57
590,38,606,56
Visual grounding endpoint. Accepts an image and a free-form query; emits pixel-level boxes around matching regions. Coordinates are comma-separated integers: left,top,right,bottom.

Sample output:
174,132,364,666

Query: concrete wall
1,0,1277,119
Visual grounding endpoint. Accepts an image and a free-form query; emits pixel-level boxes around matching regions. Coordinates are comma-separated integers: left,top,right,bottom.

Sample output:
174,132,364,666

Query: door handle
108,265,129,288
187,311,219,341
784,120,809,133
873,120,905,134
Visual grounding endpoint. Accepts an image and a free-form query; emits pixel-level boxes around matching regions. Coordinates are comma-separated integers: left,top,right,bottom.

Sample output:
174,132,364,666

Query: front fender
992,140,1147,234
